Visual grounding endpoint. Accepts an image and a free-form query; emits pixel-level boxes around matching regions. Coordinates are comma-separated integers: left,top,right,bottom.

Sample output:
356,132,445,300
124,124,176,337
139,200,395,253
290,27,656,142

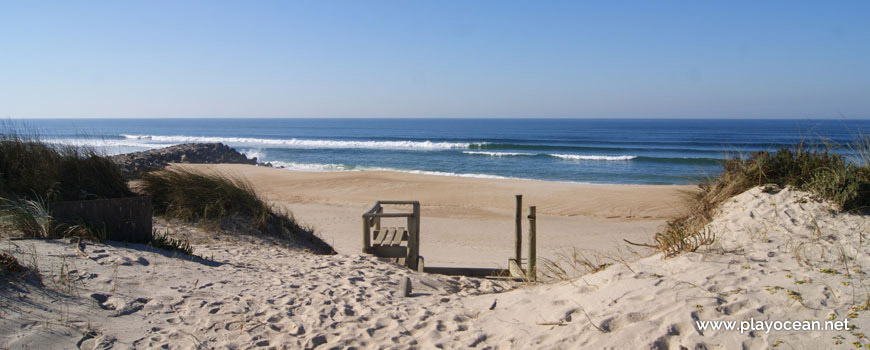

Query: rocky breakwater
111,143,263,178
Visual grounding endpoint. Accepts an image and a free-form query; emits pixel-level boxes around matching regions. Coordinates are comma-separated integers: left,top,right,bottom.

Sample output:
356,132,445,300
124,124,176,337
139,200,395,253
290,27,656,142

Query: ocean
9,118,870,185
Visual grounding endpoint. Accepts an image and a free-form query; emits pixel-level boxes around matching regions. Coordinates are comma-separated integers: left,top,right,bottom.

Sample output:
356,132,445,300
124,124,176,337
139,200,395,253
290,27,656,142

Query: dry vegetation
0,131,133,239
0,131,131,203
634,141,870,257
1,128,334,256
140,168,336,255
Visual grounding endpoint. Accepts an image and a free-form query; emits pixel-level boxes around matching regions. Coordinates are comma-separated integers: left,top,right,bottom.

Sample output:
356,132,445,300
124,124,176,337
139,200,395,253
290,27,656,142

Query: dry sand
172,164,693,267
3,186,869,349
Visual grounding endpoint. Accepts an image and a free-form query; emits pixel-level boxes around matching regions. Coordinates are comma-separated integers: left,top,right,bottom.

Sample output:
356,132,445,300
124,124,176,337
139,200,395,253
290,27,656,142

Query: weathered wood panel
50,196,152,243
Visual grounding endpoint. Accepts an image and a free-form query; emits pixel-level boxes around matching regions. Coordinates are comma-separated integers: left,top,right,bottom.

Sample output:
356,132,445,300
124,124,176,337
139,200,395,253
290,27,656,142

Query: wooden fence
50,196,152,243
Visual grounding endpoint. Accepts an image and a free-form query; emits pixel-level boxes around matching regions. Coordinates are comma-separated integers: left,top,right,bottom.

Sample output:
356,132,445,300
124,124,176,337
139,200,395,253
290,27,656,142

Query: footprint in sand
76,329,116,350
90,293,150,316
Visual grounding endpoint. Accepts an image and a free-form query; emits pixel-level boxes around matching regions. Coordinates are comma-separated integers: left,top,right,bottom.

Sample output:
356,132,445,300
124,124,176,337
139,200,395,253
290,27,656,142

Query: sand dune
3,186,869,349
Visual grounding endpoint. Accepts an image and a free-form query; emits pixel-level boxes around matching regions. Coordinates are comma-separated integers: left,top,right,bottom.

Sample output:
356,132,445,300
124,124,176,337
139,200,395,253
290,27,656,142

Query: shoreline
265,161,702,186
174,163,694,267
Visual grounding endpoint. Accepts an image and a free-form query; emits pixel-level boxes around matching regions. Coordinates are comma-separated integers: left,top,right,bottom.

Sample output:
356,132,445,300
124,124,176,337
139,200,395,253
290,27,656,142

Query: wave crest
268,161,350,171
122,134,475,150
462,151,536,157
268,161,512,179
550,154,637,161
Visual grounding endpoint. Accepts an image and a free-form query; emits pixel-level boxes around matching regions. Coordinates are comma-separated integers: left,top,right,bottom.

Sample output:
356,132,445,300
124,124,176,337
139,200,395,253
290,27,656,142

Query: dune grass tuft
637,140,870,257
0,129,133,239
0,131,132,202
141,168,336,255
0,197,54,238
141,168,270,225
149,229,195,256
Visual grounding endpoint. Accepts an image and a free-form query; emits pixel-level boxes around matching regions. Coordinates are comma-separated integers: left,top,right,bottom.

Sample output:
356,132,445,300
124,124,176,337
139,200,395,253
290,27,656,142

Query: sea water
10,118,870,185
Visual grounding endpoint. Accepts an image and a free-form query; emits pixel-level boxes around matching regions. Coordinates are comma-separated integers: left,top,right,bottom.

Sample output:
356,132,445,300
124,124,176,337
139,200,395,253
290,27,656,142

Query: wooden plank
366,203,381,214
423,267,511,278
378,200,419,205
407,202,420,271
363,213,413,218
375,206,383,230
515,195,523,266
386,228,398,246
373,228,390,246
362,217,371,254
372,245,408,258
390,228,407,246
528,206,537,282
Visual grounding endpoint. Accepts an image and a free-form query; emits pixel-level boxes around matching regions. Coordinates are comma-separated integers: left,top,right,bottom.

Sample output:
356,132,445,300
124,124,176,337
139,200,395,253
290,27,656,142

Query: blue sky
1,1,868,118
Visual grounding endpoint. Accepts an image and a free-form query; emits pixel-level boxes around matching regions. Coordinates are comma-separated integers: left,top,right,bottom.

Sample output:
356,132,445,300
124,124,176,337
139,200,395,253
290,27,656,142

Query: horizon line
5,116,869,120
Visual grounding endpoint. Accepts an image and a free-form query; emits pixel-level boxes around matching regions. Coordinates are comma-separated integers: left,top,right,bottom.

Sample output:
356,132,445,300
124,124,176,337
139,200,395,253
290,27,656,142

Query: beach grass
643,140,870,257
141,168,269,225
0,131,132,202
141,168,336,255
0,130,134,238
0,197,54,238
149,228,195,256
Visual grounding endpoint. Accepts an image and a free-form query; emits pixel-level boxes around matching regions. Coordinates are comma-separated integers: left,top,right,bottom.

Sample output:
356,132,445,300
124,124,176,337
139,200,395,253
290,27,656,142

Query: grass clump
142,168,269,225
141,168,336,255
0,252,24,274
539,248,613,281
149,229,194,256
0,197,54,238
0,130,134,239
636,141,870,257
0,132,132,202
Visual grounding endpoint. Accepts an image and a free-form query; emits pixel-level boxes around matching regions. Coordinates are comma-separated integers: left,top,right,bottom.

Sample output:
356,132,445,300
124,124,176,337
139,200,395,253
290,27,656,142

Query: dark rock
111,143,261,178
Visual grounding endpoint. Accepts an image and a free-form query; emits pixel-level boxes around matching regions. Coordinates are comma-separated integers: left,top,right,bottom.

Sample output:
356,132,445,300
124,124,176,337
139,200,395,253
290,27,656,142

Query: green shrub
721,145,870,211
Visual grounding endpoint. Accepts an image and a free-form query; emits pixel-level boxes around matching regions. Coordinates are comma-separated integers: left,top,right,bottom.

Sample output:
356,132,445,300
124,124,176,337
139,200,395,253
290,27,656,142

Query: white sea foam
269,161,513,179
43,138,170,147
268,161,350,172
462,151,536,157
240,149,266,161
122,134,475,150
42,138,173,154
550,154,637,161
401,170,513,179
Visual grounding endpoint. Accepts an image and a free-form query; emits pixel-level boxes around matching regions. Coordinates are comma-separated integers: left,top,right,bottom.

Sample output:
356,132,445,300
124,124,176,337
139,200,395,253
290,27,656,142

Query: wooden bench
362,201,422,271
362,197,537,281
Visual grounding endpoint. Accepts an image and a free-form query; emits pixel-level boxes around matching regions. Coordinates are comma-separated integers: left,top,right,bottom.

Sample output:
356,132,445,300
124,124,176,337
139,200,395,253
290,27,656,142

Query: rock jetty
111,143,261,178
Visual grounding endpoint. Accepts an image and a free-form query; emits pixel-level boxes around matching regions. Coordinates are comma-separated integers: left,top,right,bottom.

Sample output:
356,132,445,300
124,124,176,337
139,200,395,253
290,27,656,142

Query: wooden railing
362,201,421,270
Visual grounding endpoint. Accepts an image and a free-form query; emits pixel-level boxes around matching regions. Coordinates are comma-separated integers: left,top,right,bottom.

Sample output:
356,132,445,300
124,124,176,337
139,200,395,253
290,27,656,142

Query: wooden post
407,202,421,271
528,206,536,282
515,195,523,266
362,215,371,254
375,206,383,231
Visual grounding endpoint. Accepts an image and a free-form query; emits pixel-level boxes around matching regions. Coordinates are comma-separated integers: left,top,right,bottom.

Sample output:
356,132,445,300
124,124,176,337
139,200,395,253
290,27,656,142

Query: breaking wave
122,134,475,150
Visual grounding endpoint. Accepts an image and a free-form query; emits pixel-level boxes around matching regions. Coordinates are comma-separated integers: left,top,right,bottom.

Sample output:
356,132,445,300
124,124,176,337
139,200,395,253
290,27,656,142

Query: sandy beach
173,164,693,268
4,184,868,349
4,1,867,347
